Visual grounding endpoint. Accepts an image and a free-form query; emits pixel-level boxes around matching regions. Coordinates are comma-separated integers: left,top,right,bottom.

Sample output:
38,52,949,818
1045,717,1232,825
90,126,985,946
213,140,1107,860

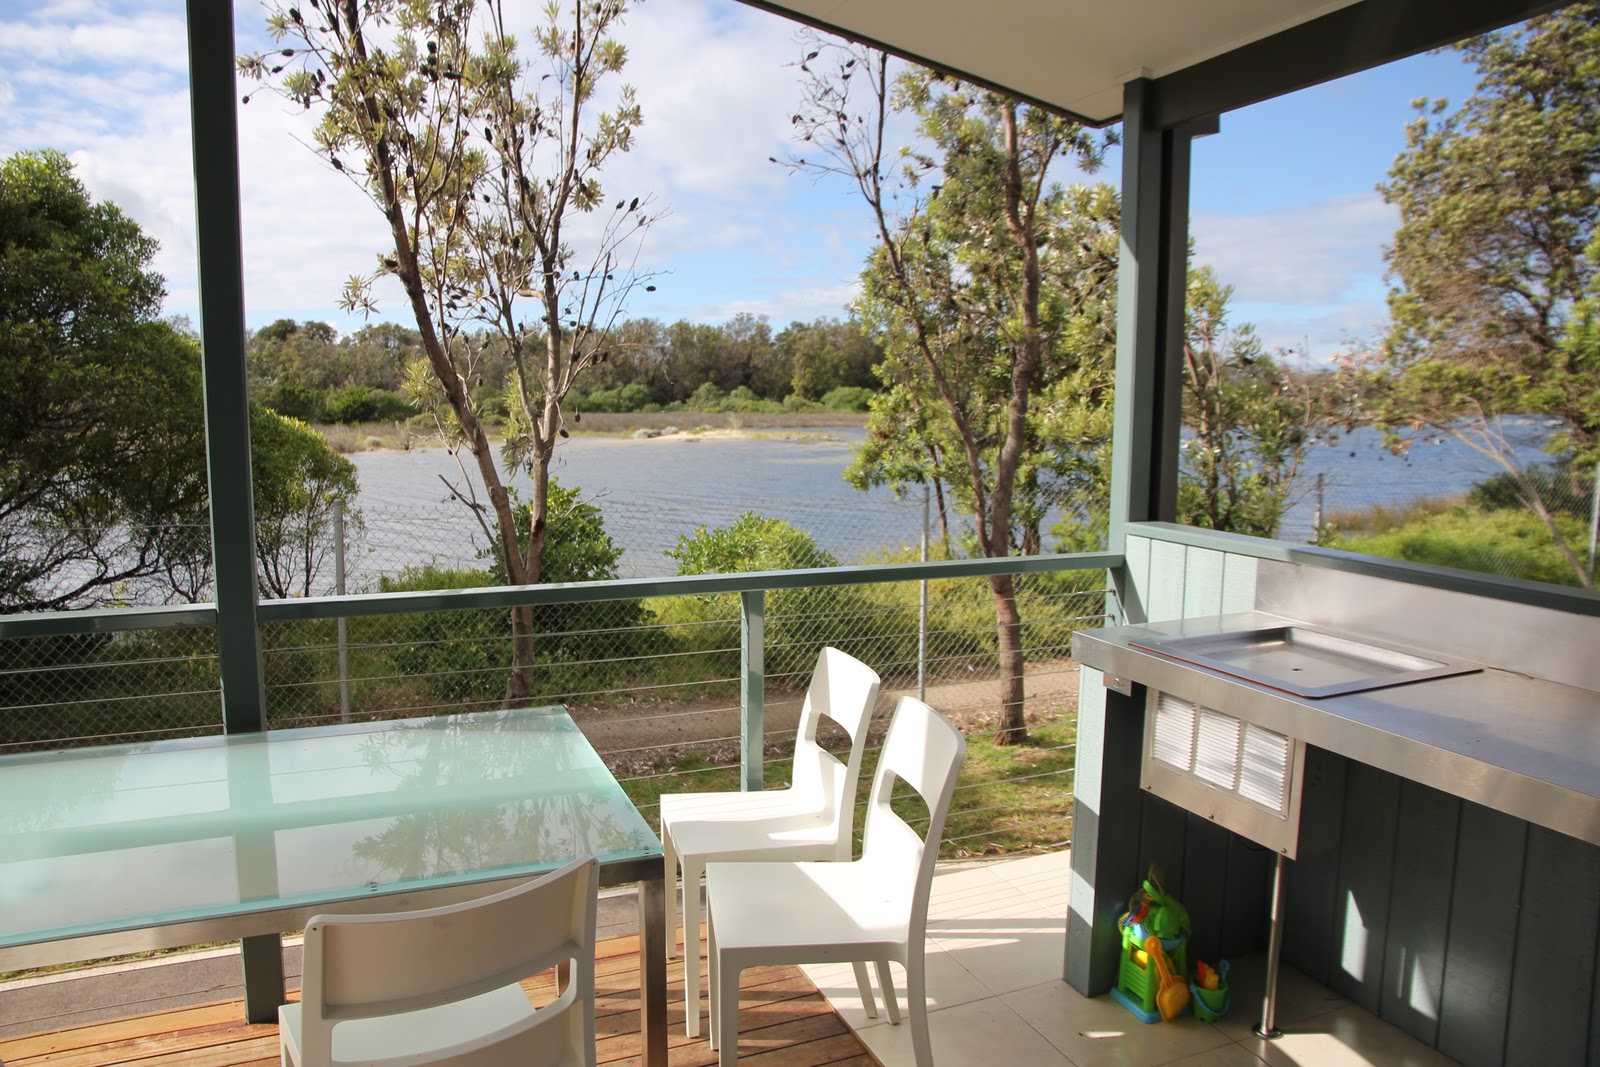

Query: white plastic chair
705,696,966,1067
279,855,599,1067
659,646,882,1038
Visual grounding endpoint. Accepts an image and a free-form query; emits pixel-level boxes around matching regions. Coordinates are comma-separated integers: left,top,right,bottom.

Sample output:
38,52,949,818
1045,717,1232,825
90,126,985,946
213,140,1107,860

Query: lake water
344,419,1560,584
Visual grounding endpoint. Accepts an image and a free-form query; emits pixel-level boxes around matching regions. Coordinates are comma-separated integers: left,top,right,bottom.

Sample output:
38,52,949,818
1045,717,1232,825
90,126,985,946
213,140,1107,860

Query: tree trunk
505,604,536,703
989,572,1026,746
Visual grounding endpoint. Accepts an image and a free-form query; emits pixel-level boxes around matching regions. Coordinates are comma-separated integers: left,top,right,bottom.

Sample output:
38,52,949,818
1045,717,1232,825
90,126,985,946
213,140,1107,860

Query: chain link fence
0,557,1108,856
1283,460,1600,588
255,568,1104,857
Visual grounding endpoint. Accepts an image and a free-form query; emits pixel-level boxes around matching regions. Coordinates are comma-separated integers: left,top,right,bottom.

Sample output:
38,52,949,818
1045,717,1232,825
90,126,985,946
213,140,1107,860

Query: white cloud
1191,192,1397,305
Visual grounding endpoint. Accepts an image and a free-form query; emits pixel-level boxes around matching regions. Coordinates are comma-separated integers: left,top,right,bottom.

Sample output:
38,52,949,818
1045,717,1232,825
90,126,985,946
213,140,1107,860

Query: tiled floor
800,851,1464,1067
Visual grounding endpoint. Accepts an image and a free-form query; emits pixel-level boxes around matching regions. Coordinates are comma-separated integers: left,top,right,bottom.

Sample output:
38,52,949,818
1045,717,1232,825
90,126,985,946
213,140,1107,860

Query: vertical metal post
1587,461,1599,580
1313,471,1326,540
186,0,264,735
739,591,764,792
919,484,929,702
637,874,668,1067
186,0,277,1020
1255,852,1288,1039
334,500,351,722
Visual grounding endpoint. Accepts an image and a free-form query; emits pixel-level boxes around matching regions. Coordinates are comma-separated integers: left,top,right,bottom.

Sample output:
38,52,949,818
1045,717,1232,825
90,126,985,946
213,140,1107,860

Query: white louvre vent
1152,693,1195,768
1141,688,1304,857
1239,727,1292,809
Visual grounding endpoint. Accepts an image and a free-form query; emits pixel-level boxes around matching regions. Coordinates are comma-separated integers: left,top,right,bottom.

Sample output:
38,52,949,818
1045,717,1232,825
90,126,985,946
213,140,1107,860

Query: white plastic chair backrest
788,647,882,856
298,854,599,1067
860,697,967,923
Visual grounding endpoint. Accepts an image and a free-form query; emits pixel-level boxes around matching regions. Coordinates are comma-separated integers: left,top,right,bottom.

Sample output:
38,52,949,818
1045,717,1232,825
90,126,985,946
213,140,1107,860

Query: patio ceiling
736,0,1569,127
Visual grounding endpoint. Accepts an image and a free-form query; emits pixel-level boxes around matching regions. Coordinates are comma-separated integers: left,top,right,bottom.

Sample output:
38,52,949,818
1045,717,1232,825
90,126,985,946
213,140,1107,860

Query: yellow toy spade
1146,936,1191,1021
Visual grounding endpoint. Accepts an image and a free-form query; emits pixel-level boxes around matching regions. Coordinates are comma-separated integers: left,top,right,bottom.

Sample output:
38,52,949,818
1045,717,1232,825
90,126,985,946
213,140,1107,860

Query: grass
621,713,1078,862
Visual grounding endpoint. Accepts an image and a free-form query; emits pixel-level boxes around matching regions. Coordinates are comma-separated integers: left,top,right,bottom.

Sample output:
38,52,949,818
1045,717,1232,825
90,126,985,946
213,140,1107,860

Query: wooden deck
0,928,878,1067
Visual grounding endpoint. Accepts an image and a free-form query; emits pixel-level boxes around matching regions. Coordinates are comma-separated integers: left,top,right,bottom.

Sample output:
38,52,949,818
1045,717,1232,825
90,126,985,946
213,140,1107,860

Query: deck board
0,928,876,1067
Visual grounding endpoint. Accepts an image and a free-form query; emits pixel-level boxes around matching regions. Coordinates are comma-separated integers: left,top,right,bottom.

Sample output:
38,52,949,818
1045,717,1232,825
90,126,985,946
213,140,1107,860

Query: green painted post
185,0,265,735
1069,78,1203,998
740,590,765,792
185,0,275,1023
1105,79,1195,572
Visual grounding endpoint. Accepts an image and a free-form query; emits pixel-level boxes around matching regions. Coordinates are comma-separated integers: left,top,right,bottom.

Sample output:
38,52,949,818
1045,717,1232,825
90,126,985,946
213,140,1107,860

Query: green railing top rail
0,551,1122,639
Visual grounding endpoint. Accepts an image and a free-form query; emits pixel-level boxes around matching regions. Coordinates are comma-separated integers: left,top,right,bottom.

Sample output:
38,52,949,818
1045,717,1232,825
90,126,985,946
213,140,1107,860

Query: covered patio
2,0,1597,1065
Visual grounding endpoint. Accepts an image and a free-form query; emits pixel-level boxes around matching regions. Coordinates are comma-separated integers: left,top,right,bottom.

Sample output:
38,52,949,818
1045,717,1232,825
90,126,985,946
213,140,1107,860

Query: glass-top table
0,706,667,1064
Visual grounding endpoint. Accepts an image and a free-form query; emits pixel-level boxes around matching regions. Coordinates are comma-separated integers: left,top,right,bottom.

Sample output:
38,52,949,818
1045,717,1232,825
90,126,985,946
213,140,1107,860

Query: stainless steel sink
1130,625,1480,698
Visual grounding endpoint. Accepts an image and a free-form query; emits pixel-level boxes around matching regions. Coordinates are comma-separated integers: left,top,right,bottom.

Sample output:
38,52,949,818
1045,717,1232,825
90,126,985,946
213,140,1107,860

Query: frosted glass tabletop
0,707,661,952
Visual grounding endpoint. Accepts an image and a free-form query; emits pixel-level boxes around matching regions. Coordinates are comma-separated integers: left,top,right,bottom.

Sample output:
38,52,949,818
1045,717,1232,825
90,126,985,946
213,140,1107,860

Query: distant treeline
248,313,883,423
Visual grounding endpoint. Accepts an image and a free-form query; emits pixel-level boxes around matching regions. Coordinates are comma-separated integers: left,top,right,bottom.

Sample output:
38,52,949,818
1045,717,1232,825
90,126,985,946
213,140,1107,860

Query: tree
244,0,658,699
1178,267,1314,537
1376,3,1600,586
790,40,1117,744
0,150,213,611
251,405,361,598
780,316,881,400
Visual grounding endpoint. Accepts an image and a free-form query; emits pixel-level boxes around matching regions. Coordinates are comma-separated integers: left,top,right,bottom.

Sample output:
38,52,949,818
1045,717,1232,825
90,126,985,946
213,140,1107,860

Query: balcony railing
0,552,1117,859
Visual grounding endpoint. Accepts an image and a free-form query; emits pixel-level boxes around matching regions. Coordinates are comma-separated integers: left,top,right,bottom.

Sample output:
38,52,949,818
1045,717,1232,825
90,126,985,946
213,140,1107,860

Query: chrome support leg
1254,852,1287,1039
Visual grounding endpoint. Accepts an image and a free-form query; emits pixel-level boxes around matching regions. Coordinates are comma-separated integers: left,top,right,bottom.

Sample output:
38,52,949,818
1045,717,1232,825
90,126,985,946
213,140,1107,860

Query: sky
0,0,1484,364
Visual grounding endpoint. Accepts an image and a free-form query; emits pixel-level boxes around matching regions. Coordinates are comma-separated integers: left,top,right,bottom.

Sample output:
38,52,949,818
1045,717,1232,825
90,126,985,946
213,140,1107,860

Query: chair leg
663,831,678,960
683,856,704,1038
716,959,742,1067
907,953,932,1067
706,900,718,1051
876,959,901,1025
852,960,879,1019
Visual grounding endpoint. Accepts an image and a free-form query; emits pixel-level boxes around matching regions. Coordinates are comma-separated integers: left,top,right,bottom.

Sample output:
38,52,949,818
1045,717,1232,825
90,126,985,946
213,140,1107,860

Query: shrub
1333,505,1589,586
681,382,726,411
581,382,659,412
782,393,825,413
820,386,874,412
1468,458,1593,520
663,513,876,678
487,480,657,685
263,380,322,421
320,385,413,424
375,564,508,706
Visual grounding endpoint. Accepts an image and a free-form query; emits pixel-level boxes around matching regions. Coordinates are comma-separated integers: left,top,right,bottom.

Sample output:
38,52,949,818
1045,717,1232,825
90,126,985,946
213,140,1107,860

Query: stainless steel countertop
1072,612,1600,847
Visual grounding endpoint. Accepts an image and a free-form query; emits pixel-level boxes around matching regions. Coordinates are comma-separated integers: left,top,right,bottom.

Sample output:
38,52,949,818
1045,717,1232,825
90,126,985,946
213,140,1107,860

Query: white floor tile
931,920,1067,996
801,944,993,1028
1241,1004,1465,1067
1003,978,1235,1067
1209,957,1349,1044
798,853,1464,1067
853,994,1075,1067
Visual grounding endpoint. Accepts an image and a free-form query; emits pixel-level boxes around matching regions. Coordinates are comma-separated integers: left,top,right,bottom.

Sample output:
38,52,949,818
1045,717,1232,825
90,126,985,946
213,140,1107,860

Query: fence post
335,499,351,723
740,590,764,791
919,484,929,702
1588,462,1600,582
1313,472,1325,540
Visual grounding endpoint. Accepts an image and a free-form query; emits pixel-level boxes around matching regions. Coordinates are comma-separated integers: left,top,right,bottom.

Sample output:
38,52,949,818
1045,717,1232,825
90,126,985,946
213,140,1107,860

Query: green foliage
1332,506,1590,587
820,386,874,413
0,149,213,610
318,385,413,424
571,381,660,413
489,479,655,682
250,405,361,598
1176,267,1315,538
263,379,323,421
376,564,508,706
663,514,868,676
1371,5,1600,585
245,0,658,699
1469,457,1595,520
